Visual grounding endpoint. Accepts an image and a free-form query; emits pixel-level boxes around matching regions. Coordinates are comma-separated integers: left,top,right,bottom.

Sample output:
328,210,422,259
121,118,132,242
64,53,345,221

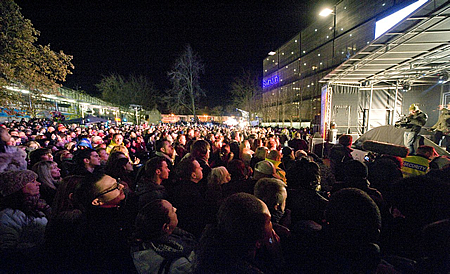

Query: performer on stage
430,105,450,152
402,104,427,155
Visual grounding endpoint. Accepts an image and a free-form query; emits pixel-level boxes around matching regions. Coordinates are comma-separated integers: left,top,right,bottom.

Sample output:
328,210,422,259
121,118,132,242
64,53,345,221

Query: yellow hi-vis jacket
401,155,430,177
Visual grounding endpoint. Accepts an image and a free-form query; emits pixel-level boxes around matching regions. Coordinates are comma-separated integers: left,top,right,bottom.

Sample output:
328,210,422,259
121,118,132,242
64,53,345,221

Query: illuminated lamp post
319,7,336,59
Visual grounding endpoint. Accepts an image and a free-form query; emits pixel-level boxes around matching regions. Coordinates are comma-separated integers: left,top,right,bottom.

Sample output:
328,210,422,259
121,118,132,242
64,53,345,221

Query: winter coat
137,179,168,210
131,228,197,274
431,108,450,133
406,110,428,133
0,208,47,252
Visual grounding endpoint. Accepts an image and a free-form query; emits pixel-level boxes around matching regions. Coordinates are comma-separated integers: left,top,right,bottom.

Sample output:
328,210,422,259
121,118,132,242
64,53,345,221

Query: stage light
438,72,449,84
361,80,371,87
401,82,411,92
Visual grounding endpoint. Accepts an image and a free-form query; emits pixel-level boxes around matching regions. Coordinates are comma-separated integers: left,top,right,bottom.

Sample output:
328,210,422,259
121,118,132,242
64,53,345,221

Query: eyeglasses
94,178,121,199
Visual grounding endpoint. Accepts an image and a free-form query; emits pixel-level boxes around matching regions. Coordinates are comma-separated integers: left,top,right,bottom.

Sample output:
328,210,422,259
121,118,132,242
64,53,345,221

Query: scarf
23,193,51,217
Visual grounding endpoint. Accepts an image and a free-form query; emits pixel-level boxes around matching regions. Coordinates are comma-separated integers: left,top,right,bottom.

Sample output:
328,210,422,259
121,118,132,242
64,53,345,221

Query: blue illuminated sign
263,75,279,88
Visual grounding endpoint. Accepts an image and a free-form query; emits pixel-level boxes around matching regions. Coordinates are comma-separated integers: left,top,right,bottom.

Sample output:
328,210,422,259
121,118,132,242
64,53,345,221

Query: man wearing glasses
72,173,138,272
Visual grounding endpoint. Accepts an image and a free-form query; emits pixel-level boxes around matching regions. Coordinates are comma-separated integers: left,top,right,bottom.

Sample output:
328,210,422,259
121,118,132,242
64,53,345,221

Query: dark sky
16,0,333,107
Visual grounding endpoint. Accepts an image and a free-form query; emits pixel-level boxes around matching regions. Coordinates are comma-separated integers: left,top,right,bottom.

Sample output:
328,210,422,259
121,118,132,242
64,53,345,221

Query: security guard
401,145,437,177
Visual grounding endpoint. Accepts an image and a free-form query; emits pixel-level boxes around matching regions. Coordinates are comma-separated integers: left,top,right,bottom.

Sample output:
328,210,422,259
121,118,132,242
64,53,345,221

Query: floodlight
401,82,411,92
319,8,334,17
438,72,449,84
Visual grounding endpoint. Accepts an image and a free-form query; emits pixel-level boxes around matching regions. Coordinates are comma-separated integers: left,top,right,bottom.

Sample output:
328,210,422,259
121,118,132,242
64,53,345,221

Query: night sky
15,0,334,108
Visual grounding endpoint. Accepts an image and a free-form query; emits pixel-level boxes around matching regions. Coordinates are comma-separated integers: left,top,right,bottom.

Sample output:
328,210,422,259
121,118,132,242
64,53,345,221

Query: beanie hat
0,170,38,197
343,160,368,179
255,160,275,175
78,139,92,149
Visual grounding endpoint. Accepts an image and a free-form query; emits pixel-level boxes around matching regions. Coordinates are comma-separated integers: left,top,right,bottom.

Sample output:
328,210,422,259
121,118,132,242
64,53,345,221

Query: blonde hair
110,145,129,158
208,166,230,186
32,161,58,190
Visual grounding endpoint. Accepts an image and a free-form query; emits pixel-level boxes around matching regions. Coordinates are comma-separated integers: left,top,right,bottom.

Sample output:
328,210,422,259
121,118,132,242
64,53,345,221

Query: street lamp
319,8,334,17
319,6,337,59
130,104,142,125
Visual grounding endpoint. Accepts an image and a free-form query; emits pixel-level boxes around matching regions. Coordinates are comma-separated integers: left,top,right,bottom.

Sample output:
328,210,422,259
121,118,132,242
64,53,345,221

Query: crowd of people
0,118,449,273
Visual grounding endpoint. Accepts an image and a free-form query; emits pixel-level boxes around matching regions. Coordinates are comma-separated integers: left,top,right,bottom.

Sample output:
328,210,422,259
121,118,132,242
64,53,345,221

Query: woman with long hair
32,161,61,206
239,140,254,166
45,175,85,271
105,151,135,191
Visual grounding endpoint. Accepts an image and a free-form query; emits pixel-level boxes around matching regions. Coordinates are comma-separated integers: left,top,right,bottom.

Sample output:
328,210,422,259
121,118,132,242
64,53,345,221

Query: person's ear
274,203,281,211
68,193,74,201
255,239,262,249
162,223,171,232
191,172,197,179
156,169,161,175
91,198,103,206
83,158,90,164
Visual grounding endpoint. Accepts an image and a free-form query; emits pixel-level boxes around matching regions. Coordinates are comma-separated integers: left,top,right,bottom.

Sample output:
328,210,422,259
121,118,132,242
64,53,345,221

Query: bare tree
96,73,159,111
229,69,262,120
166,44,205,118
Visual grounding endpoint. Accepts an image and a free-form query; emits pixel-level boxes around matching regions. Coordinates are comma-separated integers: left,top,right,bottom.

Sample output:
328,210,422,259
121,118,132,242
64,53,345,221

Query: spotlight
361,80,371,87
401,82,411,92
438,72,449,84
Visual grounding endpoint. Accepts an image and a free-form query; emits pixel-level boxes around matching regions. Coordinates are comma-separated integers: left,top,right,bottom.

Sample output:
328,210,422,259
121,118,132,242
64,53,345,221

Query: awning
322,0,450,87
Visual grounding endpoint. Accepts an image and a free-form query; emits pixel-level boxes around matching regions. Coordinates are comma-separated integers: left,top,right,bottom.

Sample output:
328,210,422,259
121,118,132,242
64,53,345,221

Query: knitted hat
0,170,38,197
255,160,275,175
78,139,92,149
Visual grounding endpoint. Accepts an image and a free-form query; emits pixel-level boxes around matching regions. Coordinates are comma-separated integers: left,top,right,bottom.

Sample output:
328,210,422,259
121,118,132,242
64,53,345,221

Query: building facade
259,0,450,136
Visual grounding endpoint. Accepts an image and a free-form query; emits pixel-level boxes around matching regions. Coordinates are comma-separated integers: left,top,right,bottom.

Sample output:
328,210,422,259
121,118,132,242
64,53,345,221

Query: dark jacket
287,188,328,225
75,199,138,273
136,178,168,210
406,110,428,133
169,180,215,238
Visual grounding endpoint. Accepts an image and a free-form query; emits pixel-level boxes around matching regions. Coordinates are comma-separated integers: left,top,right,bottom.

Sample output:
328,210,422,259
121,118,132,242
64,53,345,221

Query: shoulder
0,208,47,228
